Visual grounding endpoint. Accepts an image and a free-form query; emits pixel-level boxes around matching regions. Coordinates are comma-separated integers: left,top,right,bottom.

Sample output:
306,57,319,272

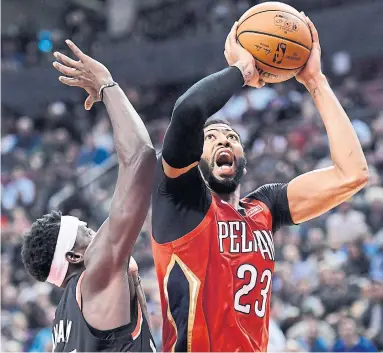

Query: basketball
237,2,313,84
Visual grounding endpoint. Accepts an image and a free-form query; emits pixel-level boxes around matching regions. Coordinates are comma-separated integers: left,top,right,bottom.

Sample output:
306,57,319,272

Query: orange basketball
237,2,312,84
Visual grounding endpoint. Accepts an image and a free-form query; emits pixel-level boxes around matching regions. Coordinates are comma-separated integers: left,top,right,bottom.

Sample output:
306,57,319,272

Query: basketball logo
273,43,287,64
274,14,299,33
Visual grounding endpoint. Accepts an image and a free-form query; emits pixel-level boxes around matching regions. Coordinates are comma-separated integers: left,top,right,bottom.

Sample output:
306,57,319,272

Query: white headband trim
46,216,83,287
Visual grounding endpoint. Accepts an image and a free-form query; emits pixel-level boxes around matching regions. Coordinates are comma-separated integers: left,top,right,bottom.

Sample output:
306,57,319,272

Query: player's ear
65,251,84,264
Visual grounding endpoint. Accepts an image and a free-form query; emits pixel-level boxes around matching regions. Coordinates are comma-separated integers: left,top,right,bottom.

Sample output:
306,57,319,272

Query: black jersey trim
152,195,216,248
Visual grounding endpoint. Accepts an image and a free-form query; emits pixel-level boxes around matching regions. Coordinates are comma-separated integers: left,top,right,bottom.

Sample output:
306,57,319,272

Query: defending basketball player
151,17,369,352
21,40,156,352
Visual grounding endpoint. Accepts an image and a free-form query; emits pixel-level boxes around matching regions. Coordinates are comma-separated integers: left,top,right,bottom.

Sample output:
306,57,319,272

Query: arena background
1,0,383,352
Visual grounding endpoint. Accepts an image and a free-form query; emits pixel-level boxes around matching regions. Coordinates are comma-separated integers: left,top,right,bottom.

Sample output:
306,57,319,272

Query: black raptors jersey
52,272,155,352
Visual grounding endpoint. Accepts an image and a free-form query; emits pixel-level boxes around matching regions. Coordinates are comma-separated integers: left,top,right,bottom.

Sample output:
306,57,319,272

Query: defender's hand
296,15,323,91
53,39,113,110
224,22,264,88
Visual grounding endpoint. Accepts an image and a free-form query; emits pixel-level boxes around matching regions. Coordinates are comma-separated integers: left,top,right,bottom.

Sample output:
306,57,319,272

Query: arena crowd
1,1,383,352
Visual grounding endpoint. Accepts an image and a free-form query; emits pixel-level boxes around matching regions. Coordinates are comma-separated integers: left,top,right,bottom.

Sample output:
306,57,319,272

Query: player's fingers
65,39,89,62
225,30,231,51
53,51,82,69
224,49,230,63
229,21,238,46
254,79,265,89
58,76,81,87
300,12,307,24
252,68,264,88
53,61,82,77
306,16,319,44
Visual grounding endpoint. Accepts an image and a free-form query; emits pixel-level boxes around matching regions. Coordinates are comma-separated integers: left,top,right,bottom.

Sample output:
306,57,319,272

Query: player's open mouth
215,149,235,175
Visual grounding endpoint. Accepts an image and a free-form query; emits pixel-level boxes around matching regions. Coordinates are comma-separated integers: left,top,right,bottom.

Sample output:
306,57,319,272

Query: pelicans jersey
152,159,293,352
52,272,155,352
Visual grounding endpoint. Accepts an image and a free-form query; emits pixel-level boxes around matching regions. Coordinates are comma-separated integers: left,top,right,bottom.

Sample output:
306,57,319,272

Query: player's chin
213,165,237,179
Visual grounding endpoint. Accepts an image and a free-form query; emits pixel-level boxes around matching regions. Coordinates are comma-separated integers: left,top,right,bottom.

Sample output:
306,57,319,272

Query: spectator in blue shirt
333,316,377,352
297,313,329,352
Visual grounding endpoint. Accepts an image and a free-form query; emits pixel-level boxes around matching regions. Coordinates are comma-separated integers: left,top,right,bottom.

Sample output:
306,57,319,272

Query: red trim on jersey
132,301,143,340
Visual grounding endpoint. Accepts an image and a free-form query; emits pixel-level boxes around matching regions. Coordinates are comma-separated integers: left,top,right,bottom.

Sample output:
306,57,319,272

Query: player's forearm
103,85,154,165
162,66,244,168
308,74,368,183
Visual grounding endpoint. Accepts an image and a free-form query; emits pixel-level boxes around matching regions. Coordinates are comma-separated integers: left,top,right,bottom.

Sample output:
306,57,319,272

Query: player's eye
228,134,238,141
205,134,215,140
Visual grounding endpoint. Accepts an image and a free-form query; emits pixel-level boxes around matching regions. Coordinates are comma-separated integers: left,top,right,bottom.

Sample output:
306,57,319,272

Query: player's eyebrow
205,127,234,133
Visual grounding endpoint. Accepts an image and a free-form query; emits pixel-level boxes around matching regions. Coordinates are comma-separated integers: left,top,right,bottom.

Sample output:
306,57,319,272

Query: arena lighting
38,30,53,52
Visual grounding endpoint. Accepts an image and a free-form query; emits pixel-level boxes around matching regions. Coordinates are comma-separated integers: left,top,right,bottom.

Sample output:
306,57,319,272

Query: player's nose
217,135,231,148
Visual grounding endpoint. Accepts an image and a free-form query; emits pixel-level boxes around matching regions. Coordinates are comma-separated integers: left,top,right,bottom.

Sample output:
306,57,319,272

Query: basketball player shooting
21,40,156,352
151,18,369,352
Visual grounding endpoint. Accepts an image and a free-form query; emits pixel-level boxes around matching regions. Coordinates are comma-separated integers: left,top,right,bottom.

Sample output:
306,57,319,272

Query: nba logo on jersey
246,204,264,218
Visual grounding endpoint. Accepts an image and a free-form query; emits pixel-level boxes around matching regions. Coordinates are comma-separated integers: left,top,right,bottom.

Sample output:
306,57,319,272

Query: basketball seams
236,38,306,72
237,31,307,71
238,9,311,32
257,58,303,72
237,30,312,51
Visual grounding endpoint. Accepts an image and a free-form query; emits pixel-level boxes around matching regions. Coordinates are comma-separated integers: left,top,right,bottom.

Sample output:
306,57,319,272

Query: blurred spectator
370,232,383,282
287,310,335,350
76,134,110,170
1,4,383,350
326,202,369,246
344,239,371,277
267,298,287,352
2,166,36,211
297,314,329,352
316,268,360,315
361,277,383,349
333,316,377,352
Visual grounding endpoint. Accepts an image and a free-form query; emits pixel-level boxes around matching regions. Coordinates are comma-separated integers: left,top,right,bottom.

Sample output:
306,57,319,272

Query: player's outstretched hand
53,40,113,110
296,14,323,90
224,22,265,88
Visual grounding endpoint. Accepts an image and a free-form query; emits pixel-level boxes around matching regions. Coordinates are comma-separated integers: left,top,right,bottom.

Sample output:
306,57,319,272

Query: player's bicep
287,166,366,223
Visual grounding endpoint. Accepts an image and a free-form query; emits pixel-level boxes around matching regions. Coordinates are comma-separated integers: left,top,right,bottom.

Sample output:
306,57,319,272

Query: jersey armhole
75,272,144,340
76,271,86,311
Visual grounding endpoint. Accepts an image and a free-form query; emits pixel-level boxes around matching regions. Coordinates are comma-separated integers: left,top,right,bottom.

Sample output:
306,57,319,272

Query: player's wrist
232,59,255,86
99,81,119,101
95,73,114,90
303,73,327,94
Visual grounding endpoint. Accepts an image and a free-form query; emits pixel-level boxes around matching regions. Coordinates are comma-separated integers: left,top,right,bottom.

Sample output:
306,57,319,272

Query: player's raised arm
53,40,156,286
287,17,368,223
162,22,262,179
